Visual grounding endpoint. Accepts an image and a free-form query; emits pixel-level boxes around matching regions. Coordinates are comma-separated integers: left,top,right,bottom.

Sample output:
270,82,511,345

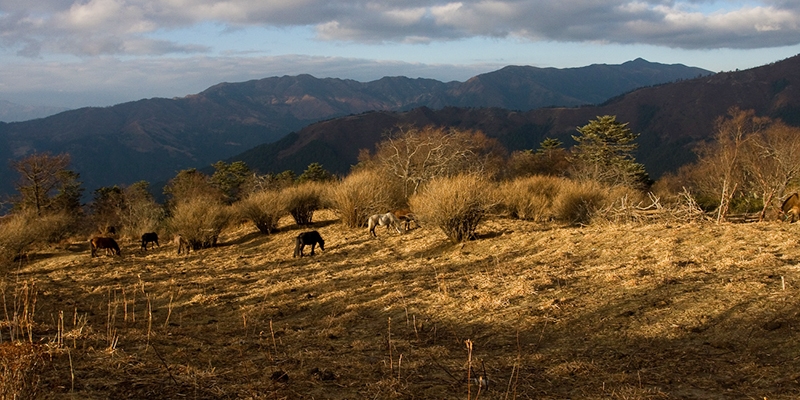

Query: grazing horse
294,231,325,258
782,193,800,222
175,235,191,255
391,209,419,231
367,212,403,237
90,237,121,258
141,232,159,250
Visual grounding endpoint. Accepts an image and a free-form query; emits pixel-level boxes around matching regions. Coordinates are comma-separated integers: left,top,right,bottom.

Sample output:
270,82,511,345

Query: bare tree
693,108,769,222
373,125,505,198
742,120,800,221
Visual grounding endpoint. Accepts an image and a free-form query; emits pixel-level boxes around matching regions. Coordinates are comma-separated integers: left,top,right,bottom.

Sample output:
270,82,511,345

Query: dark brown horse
90,237,121,258
141,232,159,250
294,231,324,258
782,193,800,222
391,209,419,231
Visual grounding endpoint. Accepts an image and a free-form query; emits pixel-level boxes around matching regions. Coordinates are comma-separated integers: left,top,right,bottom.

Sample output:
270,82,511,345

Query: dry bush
0,212,75,265
0,214,39,265
331,169,402,228
553,180,608,225
238,190,285,234
169,197,231,250
118,201,165,241
0,342,44,399
497,175,566,221
409,174,495,243
282,182,328,226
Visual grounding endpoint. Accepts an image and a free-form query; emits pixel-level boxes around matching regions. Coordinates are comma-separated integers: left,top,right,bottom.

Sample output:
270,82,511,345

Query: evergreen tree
210,161,252,203
297,162,334,183
571,115,649,189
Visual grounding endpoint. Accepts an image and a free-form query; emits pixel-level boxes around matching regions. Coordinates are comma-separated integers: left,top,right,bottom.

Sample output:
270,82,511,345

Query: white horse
367,212,403,237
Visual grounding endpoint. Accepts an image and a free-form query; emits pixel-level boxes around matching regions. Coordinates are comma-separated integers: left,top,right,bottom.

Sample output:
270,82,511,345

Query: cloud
1,0,798,57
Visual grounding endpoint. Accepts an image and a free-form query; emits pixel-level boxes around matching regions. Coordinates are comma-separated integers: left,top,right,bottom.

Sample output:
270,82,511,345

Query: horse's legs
310,243,316,255
369,219,377,237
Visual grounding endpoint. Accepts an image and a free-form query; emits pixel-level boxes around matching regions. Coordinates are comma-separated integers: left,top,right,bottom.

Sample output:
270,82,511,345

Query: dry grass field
3,210,800,399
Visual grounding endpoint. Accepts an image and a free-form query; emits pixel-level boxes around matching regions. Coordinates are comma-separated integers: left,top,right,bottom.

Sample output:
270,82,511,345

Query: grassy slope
8,211,800,399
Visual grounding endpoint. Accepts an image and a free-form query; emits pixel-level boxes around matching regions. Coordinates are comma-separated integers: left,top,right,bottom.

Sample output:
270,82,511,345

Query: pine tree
571,115,649,189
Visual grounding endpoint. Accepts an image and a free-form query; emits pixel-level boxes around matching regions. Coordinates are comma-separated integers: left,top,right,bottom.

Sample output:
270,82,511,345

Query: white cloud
1,0,798,58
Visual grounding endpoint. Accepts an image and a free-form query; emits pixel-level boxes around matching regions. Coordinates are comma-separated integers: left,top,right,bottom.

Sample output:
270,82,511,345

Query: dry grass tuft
282,182,327,225
553,180,608,225
237,190,285,234
169,196,231,249
0,212,74,265
330,169,400,228
410,174,495,242
496,175,565,221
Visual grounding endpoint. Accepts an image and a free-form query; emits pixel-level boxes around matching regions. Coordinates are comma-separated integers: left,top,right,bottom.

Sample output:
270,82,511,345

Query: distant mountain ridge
0,59,710,198
233,55,800,180
0,100,69,122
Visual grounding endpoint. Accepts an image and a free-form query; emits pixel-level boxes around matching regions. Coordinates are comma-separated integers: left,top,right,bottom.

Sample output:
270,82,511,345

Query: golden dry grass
4,211,800,399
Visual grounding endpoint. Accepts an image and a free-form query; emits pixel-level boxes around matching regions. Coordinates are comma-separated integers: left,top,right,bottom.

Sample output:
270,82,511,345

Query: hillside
0,59,708,198
238,55,800,179
7,213,800,398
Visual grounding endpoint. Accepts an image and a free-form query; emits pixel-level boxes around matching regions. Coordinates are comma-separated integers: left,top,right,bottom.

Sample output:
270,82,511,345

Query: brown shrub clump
331,169,402,228
0,212,74,266
282,182,328,226
553,180,609,225
238,190,286,234
410,174,495,243
496,175,566,221
169,196,231,249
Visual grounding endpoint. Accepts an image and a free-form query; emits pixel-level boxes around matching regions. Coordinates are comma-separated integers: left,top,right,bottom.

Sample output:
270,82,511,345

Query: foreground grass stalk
466,339,473,400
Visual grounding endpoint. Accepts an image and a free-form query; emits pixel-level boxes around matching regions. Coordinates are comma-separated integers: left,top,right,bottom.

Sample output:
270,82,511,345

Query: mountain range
0,59,712,199
233,55,800,180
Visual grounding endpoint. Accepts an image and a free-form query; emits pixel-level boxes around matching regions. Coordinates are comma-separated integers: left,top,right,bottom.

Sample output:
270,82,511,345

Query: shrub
330,169,401,228
0,214,39,265
118,182,165,240
497,175,566,221
0,212,75,266
282,182,328,225
169,197,231,250
553,180,607,225
238,190,285,234
409,174,495,243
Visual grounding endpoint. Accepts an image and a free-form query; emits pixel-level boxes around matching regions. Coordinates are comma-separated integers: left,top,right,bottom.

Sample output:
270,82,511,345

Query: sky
1,0,800,109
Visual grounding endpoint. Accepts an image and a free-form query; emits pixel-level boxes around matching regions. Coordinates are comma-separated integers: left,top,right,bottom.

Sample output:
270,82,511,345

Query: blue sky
1,0,799,108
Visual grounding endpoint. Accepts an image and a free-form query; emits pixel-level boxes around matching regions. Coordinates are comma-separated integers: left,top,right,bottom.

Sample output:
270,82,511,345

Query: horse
175,235,190,255
141,232,159,250
367,212,403,237
391,209,419,231
782,193,800,222
294,231,324,258
90,237,121,258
